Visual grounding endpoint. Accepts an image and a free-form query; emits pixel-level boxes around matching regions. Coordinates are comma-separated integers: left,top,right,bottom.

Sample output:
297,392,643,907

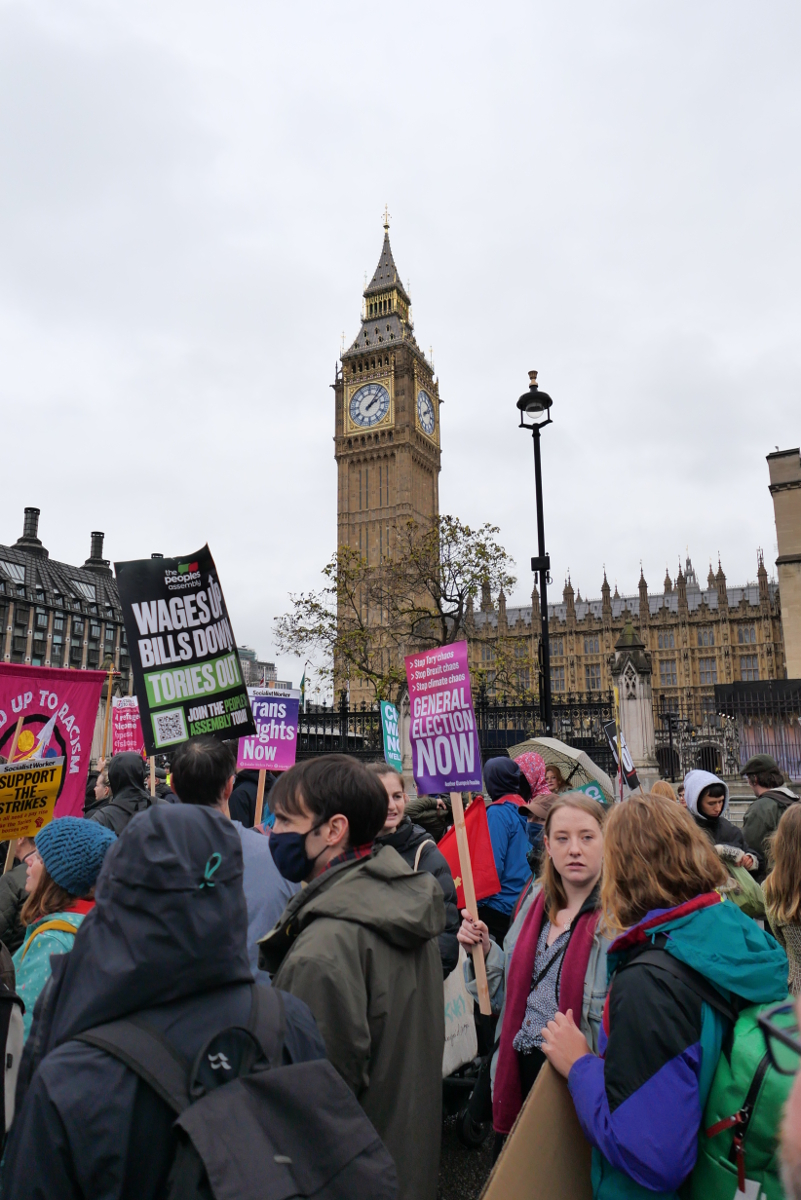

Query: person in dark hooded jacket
480,757,537,944
683,769,759,872
229,767,276,827
370,764,460,977
87,752,163,834
3,804,326,1200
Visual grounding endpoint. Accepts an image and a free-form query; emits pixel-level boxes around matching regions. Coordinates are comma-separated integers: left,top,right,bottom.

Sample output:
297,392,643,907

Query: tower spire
382,203,391,231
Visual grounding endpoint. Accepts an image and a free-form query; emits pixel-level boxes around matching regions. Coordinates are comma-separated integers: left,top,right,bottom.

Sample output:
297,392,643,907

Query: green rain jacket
259,844,445,1200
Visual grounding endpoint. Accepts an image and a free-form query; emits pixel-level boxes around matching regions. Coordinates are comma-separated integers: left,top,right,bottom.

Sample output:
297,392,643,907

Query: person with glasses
0,839,37,954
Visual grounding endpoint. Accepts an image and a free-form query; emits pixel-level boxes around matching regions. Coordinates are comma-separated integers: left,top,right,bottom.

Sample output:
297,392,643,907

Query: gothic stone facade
468,554,785,727
1,507,131,687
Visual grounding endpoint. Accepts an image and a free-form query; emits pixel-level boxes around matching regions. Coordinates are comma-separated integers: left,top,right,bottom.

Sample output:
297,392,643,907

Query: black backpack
75,984,398,1200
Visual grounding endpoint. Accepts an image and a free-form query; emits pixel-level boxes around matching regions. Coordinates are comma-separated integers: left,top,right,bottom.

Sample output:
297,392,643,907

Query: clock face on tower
417,389,435,436
349,383,390,428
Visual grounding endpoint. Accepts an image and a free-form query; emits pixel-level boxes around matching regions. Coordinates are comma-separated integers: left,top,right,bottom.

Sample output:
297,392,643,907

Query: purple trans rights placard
405,640,482,794
237,688,299,772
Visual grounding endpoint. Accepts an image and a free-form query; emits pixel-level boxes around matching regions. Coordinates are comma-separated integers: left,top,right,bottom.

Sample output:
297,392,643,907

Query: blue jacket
482,799,532,916
567,893,788,1199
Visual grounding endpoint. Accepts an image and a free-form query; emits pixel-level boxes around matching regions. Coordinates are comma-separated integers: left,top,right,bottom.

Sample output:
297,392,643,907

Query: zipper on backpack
706,1051,771,1192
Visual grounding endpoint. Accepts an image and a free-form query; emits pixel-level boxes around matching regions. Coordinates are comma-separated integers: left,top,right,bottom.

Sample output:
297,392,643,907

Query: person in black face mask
260,755,446,1200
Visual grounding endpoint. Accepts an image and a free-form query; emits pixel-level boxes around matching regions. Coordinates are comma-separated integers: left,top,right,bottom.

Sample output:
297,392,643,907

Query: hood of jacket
608,892,788,1005
484,756,530,802
47,804,252,1046
107,752,152,811
684,769,730,819
376,816,432,855
259,843,445,975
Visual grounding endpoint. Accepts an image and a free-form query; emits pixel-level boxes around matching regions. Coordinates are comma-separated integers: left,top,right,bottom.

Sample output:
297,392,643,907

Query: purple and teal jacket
567,892,788,1199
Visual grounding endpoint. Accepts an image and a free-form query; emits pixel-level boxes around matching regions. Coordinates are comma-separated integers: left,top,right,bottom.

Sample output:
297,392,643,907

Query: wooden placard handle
254,769,267,827
100,665,114,763
149,756,156,798
3,715,25,875
450,791,492,1016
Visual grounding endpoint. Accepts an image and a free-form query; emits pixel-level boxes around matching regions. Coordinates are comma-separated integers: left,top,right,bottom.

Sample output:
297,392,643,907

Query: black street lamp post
517,370,554,737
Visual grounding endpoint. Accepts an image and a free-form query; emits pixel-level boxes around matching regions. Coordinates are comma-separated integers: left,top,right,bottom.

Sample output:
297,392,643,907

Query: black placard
115,545,255,756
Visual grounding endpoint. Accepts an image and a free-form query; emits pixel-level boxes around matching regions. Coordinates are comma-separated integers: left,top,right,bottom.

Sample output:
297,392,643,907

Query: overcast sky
2,1,799,693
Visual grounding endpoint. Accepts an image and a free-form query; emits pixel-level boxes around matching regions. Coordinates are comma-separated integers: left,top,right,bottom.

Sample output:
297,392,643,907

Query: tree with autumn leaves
275,515,535,706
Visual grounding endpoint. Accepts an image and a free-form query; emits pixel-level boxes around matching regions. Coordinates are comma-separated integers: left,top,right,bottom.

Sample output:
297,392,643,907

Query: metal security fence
715,681,801,781
294,689,616,778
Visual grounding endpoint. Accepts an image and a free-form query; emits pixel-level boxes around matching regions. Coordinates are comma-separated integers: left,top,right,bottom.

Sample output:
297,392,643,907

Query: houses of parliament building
334,219,787,724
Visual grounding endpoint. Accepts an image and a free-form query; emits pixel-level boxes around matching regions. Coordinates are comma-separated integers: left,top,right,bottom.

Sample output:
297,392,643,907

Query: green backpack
688,1002,795,1200
624,946,792,1200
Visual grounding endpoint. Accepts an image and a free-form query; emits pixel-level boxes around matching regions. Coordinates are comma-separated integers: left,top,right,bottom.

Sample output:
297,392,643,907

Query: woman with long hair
541,796,788,1200
14,818,116,1039
370,764,460,977
458,792,607,1157
764,803,801,996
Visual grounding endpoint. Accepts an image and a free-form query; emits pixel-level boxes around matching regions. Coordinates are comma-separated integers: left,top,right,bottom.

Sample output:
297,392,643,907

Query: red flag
437,798,500,909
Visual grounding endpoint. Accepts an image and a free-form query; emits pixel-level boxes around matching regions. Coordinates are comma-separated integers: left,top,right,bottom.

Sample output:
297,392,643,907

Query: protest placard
481,1062,592,1200
0,758,64,840
603,719,640,791
115,545,255,755
405,642,490,1012
405,641,482,793
237,688,299,772
575,780,610,806
380,701,403,773
112,696,146,755
0,663,106,818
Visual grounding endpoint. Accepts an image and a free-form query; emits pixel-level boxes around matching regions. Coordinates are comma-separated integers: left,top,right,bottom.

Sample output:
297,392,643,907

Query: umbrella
506,735,615,805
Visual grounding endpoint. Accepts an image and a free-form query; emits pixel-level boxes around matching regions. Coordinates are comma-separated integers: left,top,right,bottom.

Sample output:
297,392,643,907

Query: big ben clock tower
334,213,441,569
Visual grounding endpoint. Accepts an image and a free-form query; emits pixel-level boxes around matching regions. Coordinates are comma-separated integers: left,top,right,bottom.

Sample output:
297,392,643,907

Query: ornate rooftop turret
664,568,673,593
677,561,687,612
758,549,770,607
342,211,420,359
601,571,612,627
564,576,576,625
498,587,507,630
480,580,493,612
531,581,540,619
707,564,716,589
716,556,728,612
638,566,649,625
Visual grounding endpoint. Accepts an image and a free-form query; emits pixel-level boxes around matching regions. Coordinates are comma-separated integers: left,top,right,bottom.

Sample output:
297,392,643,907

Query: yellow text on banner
0,758,64,839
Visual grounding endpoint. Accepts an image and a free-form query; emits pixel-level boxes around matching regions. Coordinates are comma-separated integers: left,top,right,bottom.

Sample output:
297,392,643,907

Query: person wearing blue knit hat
13,818,116,1040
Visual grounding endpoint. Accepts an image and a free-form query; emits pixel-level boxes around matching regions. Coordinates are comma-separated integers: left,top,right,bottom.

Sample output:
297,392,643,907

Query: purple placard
405,641,482,793
236,688,299,772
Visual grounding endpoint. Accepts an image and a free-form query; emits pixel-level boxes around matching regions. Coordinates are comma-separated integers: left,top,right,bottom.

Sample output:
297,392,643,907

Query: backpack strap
247,983,285,1069
20,920,79,962
73,985,285,1114
75,1018,192,1114
618,941,738,1024
413,840,436,872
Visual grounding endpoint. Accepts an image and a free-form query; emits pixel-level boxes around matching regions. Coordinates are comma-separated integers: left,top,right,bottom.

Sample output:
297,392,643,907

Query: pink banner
0,663,106,818
112,697,146,756
405,640,482,793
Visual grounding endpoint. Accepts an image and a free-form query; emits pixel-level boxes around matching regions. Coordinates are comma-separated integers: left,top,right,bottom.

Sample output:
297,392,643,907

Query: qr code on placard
152,708,187,748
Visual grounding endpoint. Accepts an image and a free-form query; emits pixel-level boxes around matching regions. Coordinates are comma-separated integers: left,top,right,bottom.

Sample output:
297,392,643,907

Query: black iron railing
295,688,616,777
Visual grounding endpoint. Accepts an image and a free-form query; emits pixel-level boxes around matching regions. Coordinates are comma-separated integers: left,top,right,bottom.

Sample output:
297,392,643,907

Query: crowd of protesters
1,739,801,1199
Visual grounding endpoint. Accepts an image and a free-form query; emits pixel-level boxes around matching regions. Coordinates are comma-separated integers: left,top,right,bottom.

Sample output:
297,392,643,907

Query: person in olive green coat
259,756,446,1200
